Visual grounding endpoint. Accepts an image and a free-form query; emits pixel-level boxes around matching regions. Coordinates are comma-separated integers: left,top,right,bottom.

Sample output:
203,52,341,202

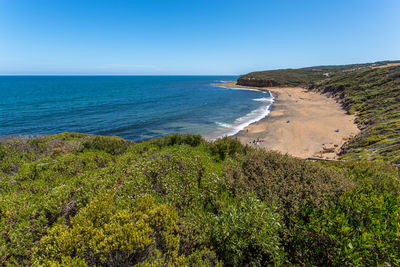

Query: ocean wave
215,122,231,128
217,85,266,93
253,97,274,103
208,95,274,140
211,82,270,94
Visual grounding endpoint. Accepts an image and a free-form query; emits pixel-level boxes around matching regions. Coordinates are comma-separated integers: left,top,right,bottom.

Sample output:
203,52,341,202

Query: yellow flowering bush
33,193,184,266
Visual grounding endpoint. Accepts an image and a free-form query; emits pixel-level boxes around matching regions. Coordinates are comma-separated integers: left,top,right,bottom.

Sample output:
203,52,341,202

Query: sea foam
210,93,274,140
216,85,268,93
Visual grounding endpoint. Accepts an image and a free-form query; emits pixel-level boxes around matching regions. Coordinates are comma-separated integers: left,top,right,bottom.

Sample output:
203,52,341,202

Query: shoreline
204,82,274,140
215,81,360,159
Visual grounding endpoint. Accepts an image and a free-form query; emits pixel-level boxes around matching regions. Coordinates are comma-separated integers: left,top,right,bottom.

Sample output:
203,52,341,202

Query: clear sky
0,0,399,75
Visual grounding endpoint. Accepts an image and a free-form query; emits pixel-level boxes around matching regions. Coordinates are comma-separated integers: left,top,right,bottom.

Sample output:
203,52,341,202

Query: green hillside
312,65,400,165
1,61,400,266
238,60,400,87
1,133,399,266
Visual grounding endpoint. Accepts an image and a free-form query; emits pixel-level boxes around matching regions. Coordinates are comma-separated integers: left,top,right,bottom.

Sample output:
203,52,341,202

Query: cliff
312,65,400,165
237,76,285,87
237,60,400,88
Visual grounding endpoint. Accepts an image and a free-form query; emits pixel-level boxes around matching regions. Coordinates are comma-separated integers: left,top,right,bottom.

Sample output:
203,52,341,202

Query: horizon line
0,74,240,76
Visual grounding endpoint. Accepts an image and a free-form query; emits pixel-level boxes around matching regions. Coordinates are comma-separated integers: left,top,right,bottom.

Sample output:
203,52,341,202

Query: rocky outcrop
237,76,285,87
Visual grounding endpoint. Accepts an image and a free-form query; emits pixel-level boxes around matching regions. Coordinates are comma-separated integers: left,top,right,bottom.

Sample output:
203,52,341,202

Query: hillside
1,133,399,266
238,62,400,165
237,60,400,87
312,65,400,165
1,62,400,266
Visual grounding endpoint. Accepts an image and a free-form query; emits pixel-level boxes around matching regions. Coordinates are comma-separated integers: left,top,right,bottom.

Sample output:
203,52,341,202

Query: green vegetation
238,68,330,87
313,65,400,164
1,60,400,266
1,133,399,266
238,60,400,87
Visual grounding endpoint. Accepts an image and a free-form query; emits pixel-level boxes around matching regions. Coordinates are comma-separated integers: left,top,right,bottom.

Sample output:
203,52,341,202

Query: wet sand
216,81,360,159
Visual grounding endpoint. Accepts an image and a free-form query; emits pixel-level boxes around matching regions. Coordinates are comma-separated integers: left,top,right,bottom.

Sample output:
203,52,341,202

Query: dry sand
372,63,400,69
216,81,360,159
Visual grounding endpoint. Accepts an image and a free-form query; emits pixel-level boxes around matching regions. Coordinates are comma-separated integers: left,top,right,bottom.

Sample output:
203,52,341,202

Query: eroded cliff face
237,76,285,87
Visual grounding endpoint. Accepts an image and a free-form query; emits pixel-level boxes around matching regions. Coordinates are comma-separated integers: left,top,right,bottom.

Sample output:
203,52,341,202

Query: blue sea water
0,76,273,141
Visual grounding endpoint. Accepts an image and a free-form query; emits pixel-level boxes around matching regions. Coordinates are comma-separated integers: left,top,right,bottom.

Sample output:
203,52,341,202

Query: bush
47,132,88,141
363,135,384,146
331,160,400,196
17,150,113,181
292,187,400,266
33,193,186,266
225,149,354,218
210,136,246,160
209,193,283,266
1,133,399,265
286,160,400,265
81,135,133,155
151,133,203,148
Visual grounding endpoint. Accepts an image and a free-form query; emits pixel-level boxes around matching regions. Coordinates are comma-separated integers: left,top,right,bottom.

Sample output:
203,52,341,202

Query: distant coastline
215,81,359,159
215,81,272,93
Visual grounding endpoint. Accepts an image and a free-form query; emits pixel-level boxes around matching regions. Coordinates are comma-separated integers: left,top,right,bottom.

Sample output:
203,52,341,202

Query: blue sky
0,0,399,75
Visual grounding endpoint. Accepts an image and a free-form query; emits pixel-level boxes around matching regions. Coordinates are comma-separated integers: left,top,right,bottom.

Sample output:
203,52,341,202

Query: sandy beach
216,81,360,159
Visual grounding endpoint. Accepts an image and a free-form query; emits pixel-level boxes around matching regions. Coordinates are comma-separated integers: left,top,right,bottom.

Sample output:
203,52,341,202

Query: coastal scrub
0,133,399,266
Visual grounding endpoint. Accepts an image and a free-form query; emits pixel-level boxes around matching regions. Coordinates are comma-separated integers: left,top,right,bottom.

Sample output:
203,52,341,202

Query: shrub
292,187,400,266
363,135,384,146
210,136,246,160
225,149,354,218
17,150,113,181
46,132,88,141
209,193,283,266
81,135,133,155
33,193,185,266
286,160,400,265
0,133,86,175
331,160,400,195
2,133,399,265
151,133,203,148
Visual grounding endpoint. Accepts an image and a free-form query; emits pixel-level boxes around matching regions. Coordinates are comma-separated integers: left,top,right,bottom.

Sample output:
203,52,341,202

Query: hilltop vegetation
238,60,400,87
1,60,400,266
313,65,400,165
238,61,400,165
1,133,399,266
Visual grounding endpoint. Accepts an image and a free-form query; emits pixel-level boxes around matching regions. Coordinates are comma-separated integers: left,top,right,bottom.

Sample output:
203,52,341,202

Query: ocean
0,76,273,141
